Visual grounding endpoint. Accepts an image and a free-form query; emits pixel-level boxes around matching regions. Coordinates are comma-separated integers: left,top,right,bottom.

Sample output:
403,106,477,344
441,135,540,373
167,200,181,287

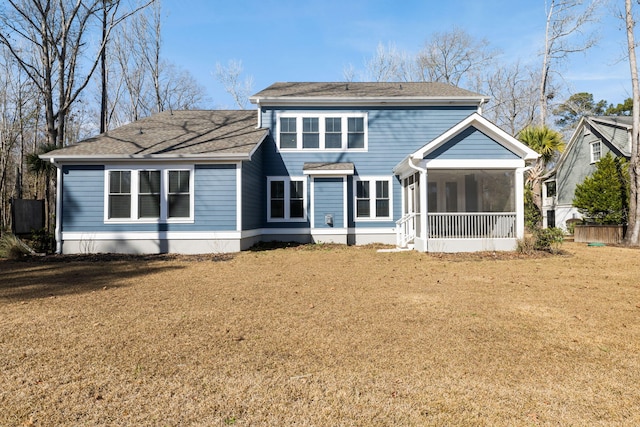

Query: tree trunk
625,0,640,245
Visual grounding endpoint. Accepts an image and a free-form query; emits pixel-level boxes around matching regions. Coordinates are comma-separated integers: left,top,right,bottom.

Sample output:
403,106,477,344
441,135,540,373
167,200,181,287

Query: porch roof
393,113,539,177
302,162,355,175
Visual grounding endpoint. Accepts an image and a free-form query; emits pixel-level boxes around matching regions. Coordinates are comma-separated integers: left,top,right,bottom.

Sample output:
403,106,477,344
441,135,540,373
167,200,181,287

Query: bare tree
415,28,498,87
539,0,599,125
360,42,413,82
479,61,541,136
214,59,254,109
624,0,640,245
0,0,152,147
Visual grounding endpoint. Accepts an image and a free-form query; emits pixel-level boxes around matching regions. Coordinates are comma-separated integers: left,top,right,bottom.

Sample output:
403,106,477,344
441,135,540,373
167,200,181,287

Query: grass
1,243,639,425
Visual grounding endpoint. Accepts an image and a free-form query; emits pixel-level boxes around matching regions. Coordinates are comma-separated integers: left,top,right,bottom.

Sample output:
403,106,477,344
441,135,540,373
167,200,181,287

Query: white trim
236,163,242,231
309,178,316,227
353,176,394,222
275,112,368,152
62,231,242,240
104,165,195,224
303,169,354,176
55,166,62,254
250,97,486,108
266,176,308,222
590,140,602,163
421,159,525,169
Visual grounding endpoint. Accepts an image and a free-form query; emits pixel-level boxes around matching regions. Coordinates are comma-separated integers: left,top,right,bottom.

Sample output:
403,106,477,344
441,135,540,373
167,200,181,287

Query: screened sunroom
393,113,539,252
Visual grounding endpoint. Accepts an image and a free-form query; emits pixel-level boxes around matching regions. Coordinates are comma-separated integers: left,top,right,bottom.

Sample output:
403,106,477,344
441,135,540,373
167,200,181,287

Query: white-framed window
276,112,367,151
353,176,393,221
590,141,602,163
105,166,194,223
267,176,307,222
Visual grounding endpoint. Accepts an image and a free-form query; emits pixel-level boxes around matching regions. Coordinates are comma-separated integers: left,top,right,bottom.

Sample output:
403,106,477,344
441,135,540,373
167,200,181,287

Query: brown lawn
1,242,639,426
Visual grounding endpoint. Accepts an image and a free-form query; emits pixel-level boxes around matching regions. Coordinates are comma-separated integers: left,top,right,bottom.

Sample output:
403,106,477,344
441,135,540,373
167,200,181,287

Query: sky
159,0,632,110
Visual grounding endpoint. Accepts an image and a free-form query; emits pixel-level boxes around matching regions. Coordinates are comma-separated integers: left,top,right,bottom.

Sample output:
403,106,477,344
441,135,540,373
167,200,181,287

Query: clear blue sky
160,0,632,109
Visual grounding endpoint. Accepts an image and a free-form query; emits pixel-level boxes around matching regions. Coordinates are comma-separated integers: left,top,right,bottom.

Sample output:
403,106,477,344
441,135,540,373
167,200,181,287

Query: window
280,117,297,149
590,141,602,163
348,117,365,149
302,118,319,149
105,167,193,222
138,170,160,218
545,181,556,198
268,177,306,221
276,113,367,150
325,117,342,148
354,177,393,220
168,170,191,218
108,171,131,219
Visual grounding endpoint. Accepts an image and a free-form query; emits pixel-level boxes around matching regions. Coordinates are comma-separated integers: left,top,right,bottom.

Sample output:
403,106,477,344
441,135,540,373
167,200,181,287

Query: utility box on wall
324,214,333,227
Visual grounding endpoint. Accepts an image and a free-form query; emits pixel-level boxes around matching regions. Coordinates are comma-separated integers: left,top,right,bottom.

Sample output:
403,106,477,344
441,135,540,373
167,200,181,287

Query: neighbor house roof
587,116,632,157
250,82,487,106
545,115,632,180
40,110,268,162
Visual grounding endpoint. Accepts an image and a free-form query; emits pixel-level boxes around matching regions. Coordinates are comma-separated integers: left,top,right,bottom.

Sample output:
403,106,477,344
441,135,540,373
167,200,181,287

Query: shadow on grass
0,254,195,301
248,241,307,252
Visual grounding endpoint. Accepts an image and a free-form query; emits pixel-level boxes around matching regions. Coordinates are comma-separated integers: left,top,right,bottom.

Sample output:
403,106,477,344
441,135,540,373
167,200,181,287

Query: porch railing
428,212,516,239
396,212,419,247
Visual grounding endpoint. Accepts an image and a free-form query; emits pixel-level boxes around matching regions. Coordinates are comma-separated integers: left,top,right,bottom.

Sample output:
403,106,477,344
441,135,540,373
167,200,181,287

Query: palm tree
517,126,565,221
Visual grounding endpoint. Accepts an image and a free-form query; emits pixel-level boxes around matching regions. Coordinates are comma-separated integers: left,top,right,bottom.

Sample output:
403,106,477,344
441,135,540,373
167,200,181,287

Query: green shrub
534,227,565,253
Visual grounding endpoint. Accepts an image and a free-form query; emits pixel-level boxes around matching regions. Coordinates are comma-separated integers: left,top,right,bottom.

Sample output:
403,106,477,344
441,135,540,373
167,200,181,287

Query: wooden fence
573,225,624,244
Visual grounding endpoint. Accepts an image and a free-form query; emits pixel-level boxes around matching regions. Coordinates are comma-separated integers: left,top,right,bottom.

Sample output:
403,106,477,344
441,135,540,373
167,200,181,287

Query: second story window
280,117,297,149
276,113,367,151
590,141,602,163
348,117,365,149
302,118,319,149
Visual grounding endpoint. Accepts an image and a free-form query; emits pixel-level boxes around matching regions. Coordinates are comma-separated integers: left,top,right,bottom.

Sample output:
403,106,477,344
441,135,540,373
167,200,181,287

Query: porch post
419,169,428,249
515,167,525,239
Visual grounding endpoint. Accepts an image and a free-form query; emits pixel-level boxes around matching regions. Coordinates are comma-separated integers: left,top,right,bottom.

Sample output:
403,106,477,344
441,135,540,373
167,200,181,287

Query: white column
420,170,428,243
515,167,525,239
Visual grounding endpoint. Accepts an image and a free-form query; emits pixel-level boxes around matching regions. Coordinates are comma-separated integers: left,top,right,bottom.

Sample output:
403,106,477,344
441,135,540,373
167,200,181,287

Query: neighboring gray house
40,82,539,254
542,116,632,230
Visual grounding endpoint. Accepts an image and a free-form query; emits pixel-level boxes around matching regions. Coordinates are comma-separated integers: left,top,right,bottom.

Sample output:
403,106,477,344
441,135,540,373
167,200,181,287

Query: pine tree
573,153,629,224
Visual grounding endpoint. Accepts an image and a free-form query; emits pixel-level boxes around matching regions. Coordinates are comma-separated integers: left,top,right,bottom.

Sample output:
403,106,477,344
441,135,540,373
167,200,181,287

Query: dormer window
276,113,367,151
590,141,601,163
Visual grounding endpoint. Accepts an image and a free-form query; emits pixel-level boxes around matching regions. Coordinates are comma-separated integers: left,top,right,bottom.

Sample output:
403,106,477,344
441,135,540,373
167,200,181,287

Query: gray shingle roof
41,110,267,160
588,116,632,157
302,162,355,174
250,82,485,102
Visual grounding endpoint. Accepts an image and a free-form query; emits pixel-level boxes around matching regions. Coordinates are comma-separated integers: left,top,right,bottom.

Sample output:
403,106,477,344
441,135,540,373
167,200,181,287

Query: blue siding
194,164,236,231
61,164,237,233
241,142,265,230
425,126,519,160
313,178,344,228
260,106,478,227
61,165,105,232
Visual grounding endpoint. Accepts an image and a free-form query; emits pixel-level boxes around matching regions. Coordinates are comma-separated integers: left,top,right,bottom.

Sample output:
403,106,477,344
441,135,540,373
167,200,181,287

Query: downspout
50,158,62,254
478,97,488,115
256,99,262,128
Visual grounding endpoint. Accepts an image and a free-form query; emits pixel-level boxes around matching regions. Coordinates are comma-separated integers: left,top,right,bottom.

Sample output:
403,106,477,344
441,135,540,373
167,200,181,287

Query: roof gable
424,126,519,160
412,113,539,161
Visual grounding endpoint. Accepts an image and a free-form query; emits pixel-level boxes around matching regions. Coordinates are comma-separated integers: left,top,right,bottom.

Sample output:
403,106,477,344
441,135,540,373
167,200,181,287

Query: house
40,82,539,254
542,116,632,230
